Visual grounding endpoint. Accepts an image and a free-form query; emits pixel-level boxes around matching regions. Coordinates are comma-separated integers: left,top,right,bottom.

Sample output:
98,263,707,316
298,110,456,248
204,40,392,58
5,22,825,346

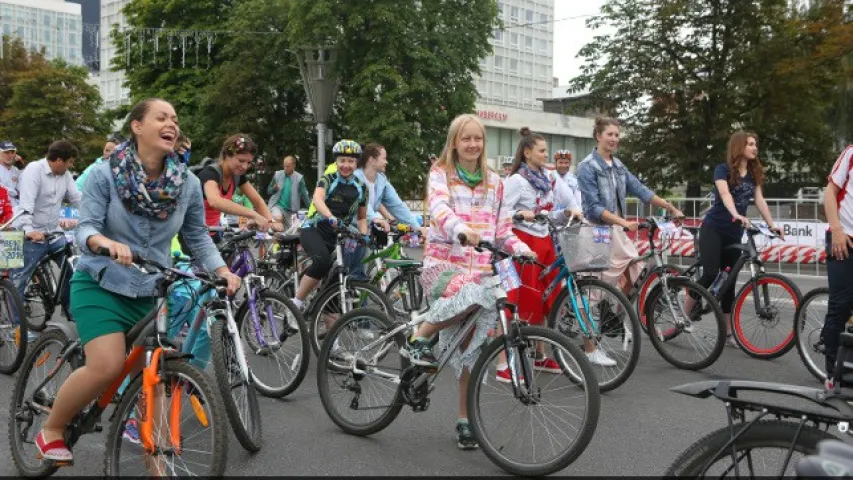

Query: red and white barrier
634,239,827,265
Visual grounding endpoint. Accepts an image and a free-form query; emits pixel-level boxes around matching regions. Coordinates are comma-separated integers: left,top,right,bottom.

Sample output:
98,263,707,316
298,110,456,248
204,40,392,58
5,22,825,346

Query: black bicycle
682,221,801,359
20,232,77,333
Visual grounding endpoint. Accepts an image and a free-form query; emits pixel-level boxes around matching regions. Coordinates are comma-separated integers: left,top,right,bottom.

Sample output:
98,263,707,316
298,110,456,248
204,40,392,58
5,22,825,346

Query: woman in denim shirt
34,98,241,463
577,117,683,295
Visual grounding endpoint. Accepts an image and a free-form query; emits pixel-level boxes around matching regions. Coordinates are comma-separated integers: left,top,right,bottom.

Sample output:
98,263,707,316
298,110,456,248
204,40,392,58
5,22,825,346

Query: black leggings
300,226,337,279
697,223,741,314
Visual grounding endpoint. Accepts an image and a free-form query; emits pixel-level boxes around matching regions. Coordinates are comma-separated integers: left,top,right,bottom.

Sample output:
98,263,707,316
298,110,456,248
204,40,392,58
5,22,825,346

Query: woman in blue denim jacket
34,98,242,463
577,117,683,295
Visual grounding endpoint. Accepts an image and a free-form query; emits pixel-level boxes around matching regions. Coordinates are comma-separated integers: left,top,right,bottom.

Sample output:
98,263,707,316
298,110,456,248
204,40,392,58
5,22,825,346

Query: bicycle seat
275,233,301,245
384,259,422,270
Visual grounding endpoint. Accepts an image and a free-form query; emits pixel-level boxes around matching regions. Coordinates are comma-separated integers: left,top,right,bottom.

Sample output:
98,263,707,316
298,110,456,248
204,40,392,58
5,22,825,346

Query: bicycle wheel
547,278,640,392
666,420,838,477
795,287,830,382
211,319,262,453
644,277,726,370
235,290,309,398
308,280,394,356
468,326,600,476
384,274,424,320
8,329,76,477
104,358,228,476
317,308,408,436
0,279,28,374
732,273,801,359
636,264,682,333
258,268,291,297
23,266,52,333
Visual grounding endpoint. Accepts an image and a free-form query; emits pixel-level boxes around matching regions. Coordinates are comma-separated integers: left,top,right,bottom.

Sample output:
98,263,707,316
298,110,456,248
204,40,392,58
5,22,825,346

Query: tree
0,36,49,115
0,60,109,165
288,0,499,197
571,0,851,200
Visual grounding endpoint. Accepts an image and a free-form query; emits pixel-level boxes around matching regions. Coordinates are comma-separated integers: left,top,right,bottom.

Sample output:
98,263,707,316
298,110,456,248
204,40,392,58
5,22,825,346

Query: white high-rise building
0,0,83,65
476,0,555,111
99,0,129,110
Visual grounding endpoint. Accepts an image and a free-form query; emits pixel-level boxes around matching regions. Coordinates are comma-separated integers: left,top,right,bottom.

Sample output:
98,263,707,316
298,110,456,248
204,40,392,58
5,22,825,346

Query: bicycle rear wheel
644,277,725,370
308,280,394,356
732,273,801,359
666,420,837,477
211,319,262,453
236,291,309,398
0,279,27,374
468,326,600,477
23,266,53,333
795,287,830,382
384,274,423,321
636,264,682,333
104,358,228,476
547,278,640,392
8,329,75,477
317,308,407,436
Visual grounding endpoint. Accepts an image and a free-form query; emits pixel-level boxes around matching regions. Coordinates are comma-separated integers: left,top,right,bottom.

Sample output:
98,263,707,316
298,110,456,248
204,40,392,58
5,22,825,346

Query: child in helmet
291,140,368,309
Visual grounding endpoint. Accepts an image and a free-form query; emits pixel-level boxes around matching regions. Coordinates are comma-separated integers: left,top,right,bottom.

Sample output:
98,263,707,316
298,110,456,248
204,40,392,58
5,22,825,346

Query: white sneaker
586,349,617,367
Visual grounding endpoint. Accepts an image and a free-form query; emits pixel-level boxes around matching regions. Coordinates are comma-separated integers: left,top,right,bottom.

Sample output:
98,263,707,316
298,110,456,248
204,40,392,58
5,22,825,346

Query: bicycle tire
795,287,831,382
547,278,641,392
732,273,802,359
8,329,73,478
24,266,52,333
308,280,394,357
468,326,601,476
316,307,407,436
644,277,725,370
0,278,28,374
636,264,682,333
258,269,291,297
234,290,310,398
665,420,838,477
104,357,228,476
211,319,263,453
384,274,424,320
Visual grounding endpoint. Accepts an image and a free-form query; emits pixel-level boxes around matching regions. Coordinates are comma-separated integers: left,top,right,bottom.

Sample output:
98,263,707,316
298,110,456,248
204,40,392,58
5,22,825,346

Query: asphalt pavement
0,264,834,477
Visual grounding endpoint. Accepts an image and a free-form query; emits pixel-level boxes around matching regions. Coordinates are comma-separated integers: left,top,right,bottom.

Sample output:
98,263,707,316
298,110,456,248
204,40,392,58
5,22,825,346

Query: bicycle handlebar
457,233,544,268
623,216,685,232
513,212,586,228
96,247,229,289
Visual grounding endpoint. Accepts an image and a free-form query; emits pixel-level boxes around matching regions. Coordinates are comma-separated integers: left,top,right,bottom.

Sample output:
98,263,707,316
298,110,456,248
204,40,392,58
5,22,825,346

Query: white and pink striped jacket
424,166,531,278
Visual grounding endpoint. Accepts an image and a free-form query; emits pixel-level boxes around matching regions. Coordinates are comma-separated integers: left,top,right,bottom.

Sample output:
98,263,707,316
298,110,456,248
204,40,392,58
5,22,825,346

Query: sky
552,0,610,87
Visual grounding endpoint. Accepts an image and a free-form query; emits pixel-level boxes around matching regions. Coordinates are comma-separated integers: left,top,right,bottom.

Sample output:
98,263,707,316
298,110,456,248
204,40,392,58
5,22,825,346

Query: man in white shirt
551,150,582,211
0,141,21,206
11,140,81,301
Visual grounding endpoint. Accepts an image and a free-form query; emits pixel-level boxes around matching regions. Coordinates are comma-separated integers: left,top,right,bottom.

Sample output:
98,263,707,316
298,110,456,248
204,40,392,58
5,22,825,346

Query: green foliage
571,0,851,199
0,38,109,165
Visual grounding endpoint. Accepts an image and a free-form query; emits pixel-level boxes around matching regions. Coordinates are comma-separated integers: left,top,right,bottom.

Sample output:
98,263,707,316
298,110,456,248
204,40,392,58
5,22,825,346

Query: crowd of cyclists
0,93,850,476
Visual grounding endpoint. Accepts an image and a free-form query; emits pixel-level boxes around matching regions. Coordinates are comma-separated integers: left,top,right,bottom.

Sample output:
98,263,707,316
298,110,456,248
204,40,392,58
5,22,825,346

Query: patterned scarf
518,162,552,194
455,163,482,188
110,141,188,220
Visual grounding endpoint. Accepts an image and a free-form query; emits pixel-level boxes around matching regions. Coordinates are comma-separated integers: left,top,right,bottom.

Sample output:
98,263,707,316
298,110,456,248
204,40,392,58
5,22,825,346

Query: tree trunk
685,181,703,218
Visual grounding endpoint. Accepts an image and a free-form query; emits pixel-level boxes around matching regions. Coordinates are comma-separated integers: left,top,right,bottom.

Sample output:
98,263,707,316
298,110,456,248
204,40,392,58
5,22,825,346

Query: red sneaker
495,367,524,384
534,356,562,374
35,431,73,462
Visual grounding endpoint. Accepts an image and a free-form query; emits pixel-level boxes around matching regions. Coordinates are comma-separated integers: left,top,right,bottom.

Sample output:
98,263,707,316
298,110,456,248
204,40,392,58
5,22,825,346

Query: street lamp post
294,46,340,178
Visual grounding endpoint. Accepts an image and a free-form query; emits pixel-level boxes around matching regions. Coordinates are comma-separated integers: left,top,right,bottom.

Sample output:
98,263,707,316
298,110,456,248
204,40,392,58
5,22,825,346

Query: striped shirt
828,146,853,236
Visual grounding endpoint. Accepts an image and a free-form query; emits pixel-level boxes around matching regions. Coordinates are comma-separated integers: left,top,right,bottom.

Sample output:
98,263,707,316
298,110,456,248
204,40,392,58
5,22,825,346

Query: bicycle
636,217,726,370
362,222,426,319
0,211,28,374
19,231,78,334
316,233,601,477
8,249,228,477
794,286,840,382
302,223,395,356
682,221,802,359
664,321,853,477
209,227,310,399
522,214,641,392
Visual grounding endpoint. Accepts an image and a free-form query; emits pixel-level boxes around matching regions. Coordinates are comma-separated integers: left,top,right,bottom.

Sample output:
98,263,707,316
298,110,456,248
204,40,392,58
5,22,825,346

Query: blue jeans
11,236,68,325
343,244,368,281
821,232,853,375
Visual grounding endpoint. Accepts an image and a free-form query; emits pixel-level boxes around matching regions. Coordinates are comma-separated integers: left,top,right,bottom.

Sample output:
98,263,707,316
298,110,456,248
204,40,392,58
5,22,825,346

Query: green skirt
69,270,156,346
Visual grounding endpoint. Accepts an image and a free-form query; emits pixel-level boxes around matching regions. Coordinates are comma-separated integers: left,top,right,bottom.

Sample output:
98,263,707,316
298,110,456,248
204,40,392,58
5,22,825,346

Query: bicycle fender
45,320,79,342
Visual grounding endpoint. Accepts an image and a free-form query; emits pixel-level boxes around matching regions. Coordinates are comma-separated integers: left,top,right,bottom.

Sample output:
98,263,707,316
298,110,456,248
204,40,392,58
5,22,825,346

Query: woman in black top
687,131,782,345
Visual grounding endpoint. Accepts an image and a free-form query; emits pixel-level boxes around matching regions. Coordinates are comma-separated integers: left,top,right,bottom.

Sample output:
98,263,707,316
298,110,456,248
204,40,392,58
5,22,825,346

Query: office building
0,0,83,65
99,0,129,110
67,0,100,71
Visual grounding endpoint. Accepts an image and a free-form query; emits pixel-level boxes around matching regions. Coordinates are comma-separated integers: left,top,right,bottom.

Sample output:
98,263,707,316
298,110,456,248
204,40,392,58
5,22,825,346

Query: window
510,58,518,73
479,57,488,69
538,64,547,79
510,32,518,46
539,13,548,24
494,56,504,70
537,38,547,53
493,28,503,44
526,9,534,22
525,61,533,75
510,6,519,21
525,36,533,50
509,85,518,99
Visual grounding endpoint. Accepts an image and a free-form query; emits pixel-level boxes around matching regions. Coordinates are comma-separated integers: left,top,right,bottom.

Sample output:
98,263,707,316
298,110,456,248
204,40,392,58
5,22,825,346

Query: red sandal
35,431,73,462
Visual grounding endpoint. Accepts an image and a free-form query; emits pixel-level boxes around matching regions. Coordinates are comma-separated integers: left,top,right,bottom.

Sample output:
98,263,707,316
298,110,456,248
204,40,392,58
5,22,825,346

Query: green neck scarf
456,163,482,188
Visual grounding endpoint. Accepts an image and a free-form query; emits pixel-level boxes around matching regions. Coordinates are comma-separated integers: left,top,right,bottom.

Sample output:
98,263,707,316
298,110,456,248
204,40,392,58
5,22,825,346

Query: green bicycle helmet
332,140,362,160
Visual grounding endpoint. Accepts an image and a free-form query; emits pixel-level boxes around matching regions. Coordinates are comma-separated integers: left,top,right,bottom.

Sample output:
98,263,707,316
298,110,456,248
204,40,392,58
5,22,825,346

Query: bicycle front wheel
645,277,725,370
795,287,830,382
636,264,682,333
0,278,27,374
468,326,600,477
666,420,838,477
732,273,801,359
104,358,228,477
211,319,262,453
308,280,394,356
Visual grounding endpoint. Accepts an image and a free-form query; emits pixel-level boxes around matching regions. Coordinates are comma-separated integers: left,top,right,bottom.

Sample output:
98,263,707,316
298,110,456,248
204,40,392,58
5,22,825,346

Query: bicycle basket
557,225,613,272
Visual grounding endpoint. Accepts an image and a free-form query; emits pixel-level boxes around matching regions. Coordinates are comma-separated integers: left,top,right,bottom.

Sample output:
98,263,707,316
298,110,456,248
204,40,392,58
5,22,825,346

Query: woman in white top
503,127,616,369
